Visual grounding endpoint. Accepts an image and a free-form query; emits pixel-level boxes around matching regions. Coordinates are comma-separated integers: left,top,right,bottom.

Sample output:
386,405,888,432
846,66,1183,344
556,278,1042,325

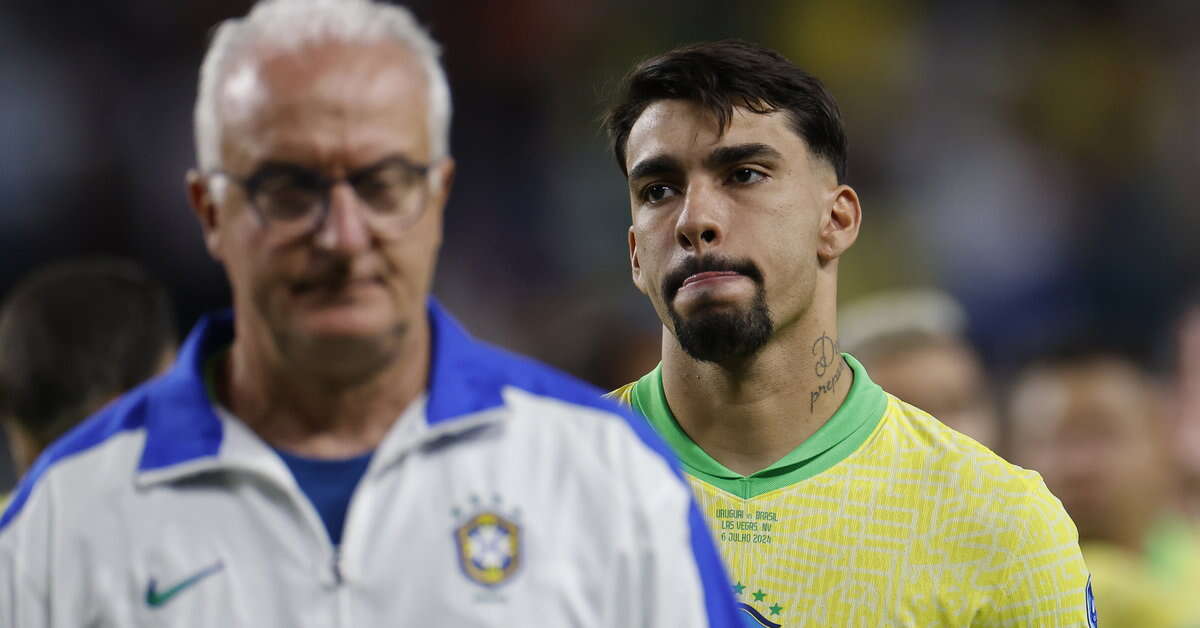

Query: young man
0,2,741,625
605,40,1092,626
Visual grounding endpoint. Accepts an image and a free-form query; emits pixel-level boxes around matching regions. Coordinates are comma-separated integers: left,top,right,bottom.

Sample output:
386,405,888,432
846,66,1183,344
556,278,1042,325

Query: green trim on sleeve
629,354,887,499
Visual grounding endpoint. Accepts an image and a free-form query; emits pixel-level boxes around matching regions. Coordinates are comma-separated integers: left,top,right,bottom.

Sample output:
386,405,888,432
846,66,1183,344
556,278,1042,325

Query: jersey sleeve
977,473,1094,627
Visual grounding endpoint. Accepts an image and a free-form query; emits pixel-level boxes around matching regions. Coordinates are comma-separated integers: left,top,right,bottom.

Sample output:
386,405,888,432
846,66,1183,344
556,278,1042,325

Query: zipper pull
331,548,344,586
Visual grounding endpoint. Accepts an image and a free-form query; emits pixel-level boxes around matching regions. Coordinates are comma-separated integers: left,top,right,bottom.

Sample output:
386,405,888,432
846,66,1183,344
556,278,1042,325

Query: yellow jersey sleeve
969,467,1094,626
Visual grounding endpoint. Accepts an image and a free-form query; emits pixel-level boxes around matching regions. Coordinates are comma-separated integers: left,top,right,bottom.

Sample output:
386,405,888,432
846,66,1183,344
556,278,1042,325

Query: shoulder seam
0,396,148,533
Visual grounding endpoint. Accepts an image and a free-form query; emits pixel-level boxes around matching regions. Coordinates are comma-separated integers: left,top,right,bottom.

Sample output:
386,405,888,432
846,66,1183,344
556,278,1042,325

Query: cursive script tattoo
810,339,845,413
811,332,839,377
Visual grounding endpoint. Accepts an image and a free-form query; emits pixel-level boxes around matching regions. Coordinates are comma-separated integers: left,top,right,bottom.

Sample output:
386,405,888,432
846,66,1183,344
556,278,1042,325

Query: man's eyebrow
702,143,783,170
628,155,684,182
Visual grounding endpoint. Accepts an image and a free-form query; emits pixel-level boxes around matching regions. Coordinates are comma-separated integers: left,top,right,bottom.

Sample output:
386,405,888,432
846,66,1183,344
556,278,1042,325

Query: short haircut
0,259,177,449
603,39,848,182
194,0,452,171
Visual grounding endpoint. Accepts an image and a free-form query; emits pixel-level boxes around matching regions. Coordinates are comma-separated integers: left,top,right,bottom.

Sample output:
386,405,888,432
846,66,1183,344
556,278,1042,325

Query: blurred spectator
1172,302,1200,522
0,258,177,504
841,289,1000,450
1008,344,1200,627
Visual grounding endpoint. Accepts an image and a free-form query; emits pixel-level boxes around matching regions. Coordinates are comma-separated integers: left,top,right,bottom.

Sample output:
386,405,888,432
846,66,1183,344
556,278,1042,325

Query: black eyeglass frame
207,154,437,233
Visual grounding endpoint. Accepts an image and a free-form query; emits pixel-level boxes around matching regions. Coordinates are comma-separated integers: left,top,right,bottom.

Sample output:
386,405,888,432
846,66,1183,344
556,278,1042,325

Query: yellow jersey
612,355,1093,627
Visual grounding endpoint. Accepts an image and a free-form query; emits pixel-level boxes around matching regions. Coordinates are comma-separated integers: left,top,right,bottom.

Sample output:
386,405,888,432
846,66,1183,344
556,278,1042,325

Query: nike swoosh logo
145,560,225,608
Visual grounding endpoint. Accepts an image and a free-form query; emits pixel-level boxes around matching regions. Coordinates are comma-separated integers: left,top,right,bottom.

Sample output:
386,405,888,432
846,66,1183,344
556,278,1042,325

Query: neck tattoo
810,332,845,413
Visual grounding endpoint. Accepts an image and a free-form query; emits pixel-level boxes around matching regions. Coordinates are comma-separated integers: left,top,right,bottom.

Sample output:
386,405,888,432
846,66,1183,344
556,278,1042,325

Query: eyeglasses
209,155,436,237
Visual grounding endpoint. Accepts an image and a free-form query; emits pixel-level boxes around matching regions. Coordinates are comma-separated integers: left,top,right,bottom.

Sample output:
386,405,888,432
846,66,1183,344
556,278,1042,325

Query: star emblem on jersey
735,582,783,627
453,498,521,588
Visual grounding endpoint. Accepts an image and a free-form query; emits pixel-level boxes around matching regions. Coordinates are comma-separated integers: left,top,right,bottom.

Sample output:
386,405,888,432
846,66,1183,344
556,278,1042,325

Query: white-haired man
0,1,741,626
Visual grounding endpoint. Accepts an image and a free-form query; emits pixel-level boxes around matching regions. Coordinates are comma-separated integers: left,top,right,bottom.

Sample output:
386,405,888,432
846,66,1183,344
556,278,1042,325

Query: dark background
2,0,1198,489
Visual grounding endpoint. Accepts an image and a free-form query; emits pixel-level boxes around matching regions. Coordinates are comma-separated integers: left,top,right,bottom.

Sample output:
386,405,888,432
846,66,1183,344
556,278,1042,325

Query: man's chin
298,310,394,340
280,308,409,372
669,303,773,364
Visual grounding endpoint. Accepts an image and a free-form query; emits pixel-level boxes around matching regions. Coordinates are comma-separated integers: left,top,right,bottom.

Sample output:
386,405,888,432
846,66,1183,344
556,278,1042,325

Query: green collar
629,353,887,499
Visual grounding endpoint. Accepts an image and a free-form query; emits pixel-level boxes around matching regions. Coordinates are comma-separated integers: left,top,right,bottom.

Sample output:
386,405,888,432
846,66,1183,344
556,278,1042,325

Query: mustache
662,255,764,303
290,258,383,292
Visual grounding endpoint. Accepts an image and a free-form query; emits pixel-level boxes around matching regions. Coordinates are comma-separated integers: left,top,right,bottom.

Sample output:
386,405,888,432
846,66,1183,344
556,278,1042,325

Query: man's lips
291,275,384,295
679,271,744,290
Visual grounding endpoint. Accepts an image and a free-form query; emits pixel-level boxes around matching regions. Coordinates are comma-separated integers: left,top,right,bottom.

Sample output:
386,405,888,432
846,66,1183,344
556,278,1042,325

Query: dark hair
1006,331,1155,387
603,39,848,182
0,258,177,449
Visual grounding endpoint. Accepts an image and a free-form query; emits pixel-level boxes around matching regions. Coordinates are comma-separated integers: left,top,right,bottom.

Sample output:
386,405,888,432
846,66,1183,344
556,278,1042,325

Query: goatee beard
663,251,774,364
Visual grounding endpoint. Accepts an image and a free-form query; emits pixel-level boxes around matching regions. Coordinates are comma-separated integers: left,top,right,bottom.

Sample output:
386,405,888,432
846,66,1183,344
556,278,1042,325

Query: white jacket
0,301,740,627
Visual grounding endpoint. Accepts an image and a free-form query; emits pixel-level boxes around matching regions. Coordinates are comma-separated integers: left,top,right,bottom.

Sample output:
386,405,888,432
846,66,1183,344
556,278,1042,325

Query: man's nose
674,182,725,252
314,183,372,254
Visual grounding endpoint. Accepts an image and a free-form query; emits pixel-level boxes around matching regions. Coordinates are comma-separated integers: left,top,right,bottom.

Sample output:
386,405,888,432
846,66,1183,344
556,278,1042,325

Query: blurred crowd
2,0,1199,624
842,288,1200,626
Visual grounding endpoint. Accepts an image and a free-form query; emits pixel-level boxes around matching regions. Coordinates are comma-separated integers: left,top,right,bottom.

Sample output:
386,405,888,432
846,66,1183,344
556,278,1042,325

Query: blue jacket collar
424,298,508,425
137,310,229,471
138,298,508,472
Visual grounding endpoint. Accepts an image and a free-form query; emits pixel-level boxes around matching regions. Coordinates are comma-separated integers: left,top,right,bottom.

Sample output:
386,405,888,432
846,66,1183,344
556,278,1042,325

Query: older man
0,1,740,626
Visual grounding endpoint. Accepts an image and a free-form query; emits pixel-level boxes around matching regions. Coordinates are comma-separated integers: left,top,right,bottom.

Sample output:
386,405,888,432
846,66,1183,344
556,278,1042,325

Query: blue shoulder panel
0,311,229,533
0,388,150,532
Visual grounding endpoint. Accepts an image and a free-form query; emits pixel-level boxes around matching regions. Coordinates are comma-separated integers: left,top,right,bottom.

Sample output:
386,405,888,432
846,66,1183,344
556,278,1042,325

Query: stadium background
0,0,1197,491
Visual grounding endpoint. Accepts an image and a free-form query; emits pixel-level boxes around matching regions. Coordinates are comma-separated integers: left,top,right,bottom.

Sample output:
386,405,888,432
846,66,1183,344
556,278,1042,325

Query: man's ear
418,157,455,252
186,170,224,260
817,184,862,265
430,156,456,214
629,226,648,295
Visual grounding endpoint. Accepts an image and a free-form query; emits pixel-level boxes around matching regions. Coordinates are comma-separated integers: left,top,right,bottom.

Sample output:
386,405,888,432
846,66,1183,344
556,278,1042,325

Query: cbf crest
452,495,521,588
